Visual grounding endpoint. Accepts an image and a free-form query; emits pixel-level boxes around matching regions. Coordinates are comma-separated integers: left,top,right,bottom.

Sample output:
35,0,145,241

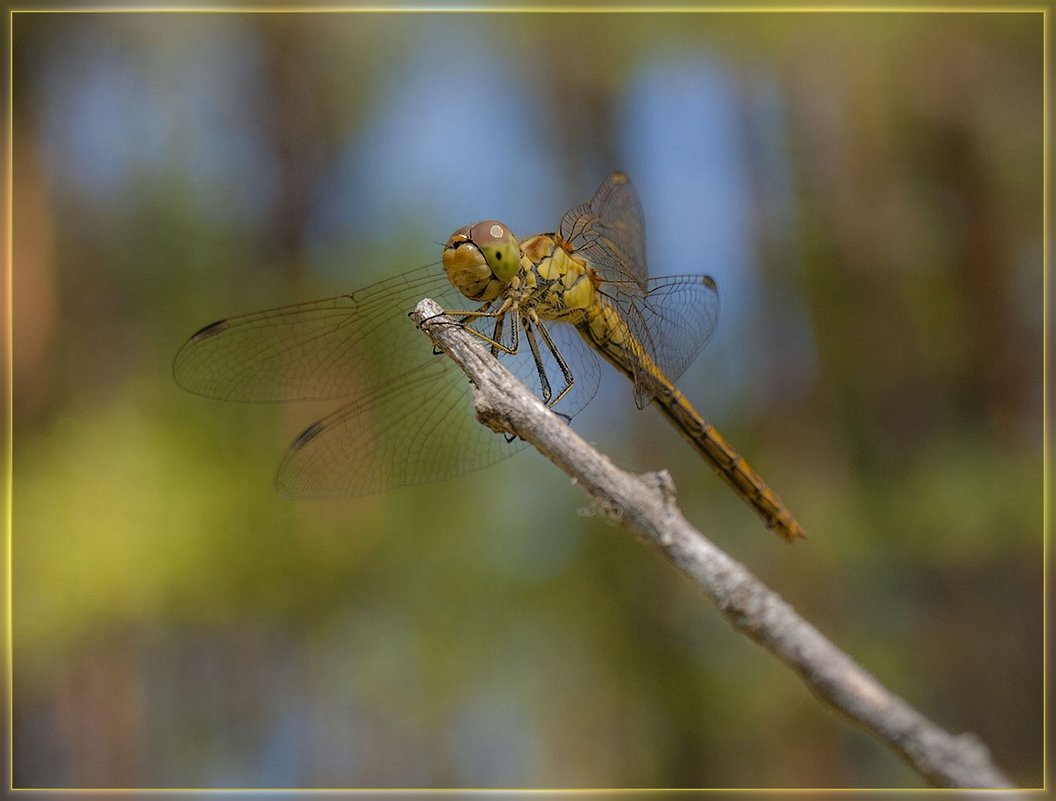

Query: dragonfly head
443,220,520,301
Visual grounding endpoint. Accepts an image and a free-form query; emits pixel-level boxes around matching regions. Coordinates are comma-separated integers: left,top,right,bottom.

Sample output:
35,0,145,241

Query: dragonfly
174,172,805,542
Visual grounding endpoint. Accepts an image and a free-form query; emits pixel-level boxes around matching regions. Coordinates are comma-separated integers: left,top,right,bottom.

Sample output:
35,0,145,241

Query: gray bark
412,298,1015,790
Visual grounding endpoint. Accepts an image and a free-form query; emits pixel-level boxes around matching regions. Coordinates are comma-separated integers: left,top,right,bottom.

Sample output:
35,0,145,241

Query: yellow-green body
443,215,805,543
175,171,804,541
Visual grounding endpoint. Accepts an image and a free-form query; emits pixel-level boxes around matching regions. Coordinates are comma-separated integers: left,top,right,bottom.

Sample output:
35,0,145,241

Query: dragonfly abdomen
653,391,806,542
576,303,806,542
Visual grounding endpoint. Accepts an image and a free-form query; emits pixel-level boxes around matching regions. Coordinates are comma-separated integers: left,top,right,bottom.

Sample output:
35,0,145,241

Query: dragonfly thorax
518,234,599,322
443,219,520,301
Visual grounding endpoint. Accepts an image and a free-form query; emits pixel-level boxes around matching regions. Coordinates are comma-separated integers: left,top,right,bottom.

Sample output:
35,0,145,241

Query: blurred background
9,9,1043,789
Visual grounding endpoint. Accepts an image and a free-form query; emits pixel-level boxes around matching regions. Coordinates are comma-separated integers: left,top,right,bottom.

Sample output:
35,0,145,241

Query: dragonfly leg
533,317,576,408
491,312,514,358
456,311,519,356
449,298,523,357
424,299,496,356
522,317,553,404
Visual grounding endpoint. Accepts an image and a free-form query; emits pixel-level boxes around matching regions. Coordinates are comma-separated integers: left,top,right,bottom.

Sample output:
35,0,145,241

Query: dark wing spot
702,275,718,290
189,318,231,342
291,420,326,450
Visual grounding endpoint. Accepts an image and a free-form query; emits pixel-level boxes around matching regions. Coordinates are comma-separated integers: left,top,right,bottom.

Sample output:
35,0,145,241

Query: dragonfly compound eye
469,220,520,283
444,224,502,301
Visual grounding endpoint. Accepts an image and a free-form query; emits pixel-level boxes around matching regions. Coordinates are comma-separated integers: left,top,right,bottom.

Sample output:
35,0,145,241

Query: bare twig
412,298,1014,790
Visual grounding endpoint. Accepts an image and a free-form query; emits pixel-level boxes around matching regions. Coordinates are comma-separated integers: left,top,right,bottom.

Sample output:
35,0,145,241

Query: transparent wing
175,261,602,497
600,274,720,408
275,314,601,497
276,359,519,496
558,171,648,289
558,175,719,407
173,263,462,403
275,314,600,498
